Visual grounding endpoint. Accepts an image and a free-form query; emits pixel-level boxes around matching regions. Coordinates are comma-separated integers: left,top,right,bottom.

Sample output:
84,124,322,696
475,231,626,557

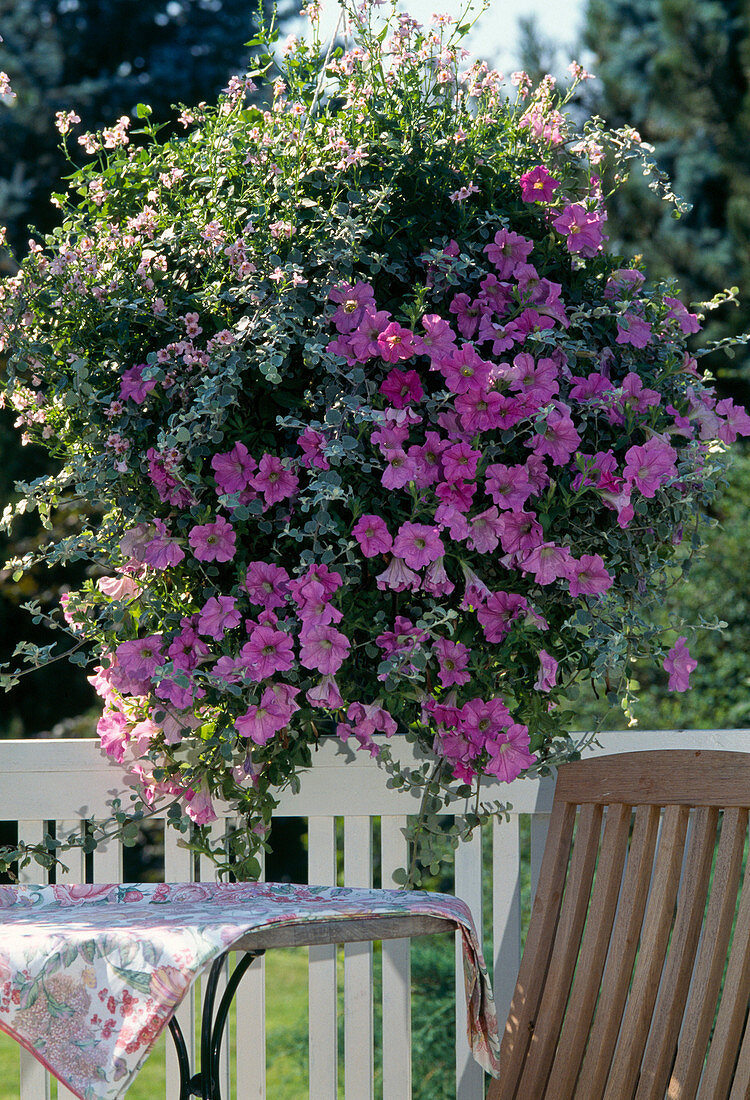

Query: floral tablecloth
0,882,500,1099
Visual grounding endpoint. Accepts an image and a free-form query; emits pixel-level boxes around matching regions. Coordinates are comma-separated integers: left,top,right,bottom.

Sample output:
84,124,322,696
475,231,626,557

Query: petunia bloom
392,522,445,570
663,636,697,692
189,516,237,563
352,514,393,557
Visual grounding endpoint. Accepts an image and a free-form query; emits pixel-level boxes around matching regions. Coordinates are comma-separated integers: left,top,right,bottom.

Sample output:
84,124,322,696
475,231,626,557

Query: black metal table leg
167,949,264,1099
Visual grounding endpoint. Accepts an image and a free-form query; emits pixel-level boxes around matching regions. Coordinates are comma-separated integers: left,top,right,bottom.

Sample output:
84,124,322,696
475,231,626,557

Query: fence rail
2,728,748,1099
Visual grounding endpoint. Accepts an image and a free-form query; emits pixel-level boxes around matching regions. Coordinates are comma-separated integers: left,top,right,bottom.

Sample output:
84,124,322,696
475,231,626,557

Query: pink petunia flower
623,438,677,498
459,696,512,749
485,724,536,782
375,556,420,592
236,686,293,744
306,674,344,709
483,229,534,278
241,624,295,680
484,464,533,511
297,427,331,470
189,516,237,562
534,650,558,692
143,520,186,570
380,368,424,409
616,312,652,348
329,280,376,333
352,514,393,557
299,624,351,675
120,363,157,404
251,454,299,506
519,165,560,203
185,782,218,824
442,441,482,482
663,636,697,692
518,542,574,586
476,591,528,642
423,556,455,596
244,560,290,609
567,554,614,597
466,507,505,554
552,203,604,257
392,522,445,570
377,322,420,363
381,449,418,489
433,637,471,687
212,442,256,495
529,407,581,464
198,595,241,639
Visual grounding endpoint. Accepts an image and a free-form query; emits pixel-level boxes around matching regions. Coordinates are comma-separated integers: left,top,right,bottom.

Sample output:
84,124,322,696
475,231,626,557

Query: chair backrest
488,750,750,1100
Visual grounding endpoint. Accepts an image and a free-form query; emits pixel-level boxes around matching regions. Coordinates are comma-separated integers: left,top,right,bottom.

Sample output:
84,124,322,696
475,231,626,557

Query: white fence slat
344,816,373,1100
454,827,484,1100
492,816,522,1027
530,813,551,906
308,816,338,1098
54,821,84,1100
235,844,266,1100
92,834,122,884
380,816,411,1100
164,826,196,1095
17,821,51,1100
199,823,231,1099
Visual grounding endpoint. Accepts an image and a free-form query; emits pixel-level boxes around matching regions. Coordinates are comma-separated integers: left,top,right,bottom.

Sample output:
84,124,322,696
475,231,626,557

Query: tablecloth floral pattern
0,882,500,1099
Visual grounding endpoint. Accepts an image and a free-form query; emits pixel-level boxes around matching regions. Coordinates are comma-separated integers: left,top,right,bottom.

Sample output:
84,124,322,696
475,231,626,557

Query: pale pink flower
185,782,217,824
97,574,142,600
236,688,292,744
623,438,677,498
241,624,295,680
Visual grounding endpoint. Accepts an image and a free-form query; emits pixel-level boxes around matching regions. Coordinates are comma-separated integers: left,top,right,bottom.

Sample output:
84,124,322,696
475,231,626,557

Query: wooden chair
488,750,750,1100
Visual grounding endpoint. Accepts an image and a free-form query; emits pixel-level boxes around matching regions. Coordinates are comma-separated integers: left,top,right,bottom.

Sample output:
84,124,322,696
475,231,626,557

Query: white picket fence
1,728,749,1099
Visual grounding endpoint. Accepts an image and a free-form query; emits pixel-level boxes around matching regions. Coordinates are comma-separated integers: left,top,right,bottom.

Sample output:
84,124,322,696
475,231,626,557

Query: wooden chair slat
697,828,750,1100
572,803,661,1100
489,799,576,1098
604,804,690,1100
515,802,603,1098
728,1015,750,1100
668,806,749,1100
635,806,719,1100
548,802,632,1099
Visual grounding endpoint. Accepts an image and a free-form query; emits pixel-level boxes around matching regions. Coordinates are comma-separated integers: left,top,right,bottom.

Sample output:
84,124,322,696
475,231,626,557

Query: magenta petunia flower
552,203,604,256
189,515,237,562
329,280,376,333
198,595,242,639
437,344,492,395
380,368,424,409
306,674,344,709
623,437,677,498
498,510,544,555
120,363,157,404
375,556,420,592
299,623,351,675
663,636,697,692
616,312,652,348
377,321,419,363
349,309,392,361
529,407,581,465
664,296,701,335
483,228,534,278
442,441,481,482
244,560,290,609
433,637,471,687
420,313,457,362
484,463,533,511
534,650,558,693
518,542,574,586
423,556,455,596
250,453,299,506
392,522,445,570
476,591,528,642
567,554,614,597
297,427,330,470
381,449,418,489
459,696,512,749
352,514,393,557
185,782,217,825
142,519,186,570
236,687,293,745
466,507,505,554
519,165,560,203
211,441,256,495
485,724,536,782
241,624,295,680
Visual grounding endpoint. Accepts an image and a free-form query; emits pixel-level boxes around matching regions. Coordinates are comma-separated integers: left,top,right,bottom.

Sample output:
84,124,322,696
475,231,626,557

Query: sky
311,0,587,71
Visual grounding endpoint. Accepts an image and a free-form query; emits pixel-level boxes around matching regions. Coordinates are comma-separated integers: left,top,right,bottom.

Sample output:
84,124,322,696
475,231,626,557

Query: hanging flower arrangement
1,2,748,880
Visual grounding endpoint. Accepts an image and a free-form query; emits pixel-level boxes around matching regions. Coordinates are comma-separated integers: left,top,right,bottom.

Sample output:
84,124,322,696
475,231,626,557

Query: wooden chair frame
488,750,750,1100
